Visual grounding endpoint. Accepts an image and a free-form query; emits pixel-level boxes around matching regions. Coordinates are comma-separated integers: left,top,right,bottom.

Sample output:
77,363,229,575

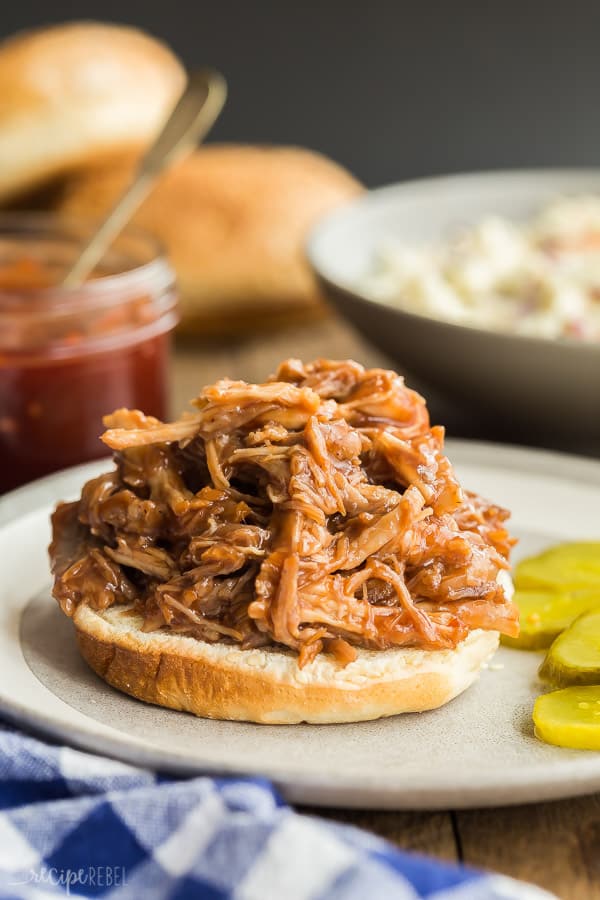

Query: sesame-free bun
0,22,185,200
46,145,364,334
72,597,505,725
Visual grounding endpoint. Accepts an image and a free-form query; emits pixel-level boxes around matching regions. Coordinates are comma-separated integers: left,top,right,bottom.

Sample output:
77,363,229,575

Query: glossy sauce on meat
49,359,518,666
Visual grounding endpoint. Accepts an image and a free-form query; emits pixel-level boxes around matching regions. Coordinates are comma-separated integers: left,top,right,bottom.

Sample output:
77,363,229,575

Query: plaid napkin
0,723,554,900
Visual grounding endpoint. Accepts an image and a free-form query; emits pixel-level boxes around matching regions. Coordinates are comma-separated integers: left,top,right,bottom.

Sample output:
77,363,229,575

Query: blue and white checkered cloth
0,722,554,900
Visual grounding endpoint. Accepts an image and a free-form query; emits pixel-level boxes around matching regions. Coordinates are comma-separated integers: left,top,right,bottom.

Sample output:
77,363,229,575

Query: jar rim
0,211,174,315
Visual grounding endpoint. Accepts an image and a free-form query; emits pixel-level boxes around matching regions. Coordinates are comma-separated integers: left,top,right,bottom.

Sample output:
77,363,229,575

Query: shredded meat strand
49,358,518,666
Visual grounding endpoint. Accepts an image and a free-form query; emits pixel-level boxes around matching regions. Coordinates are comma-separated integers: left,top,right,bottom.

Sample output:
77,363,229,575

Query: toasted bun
72,601,503,725
0,22,185,200
43,145,363,334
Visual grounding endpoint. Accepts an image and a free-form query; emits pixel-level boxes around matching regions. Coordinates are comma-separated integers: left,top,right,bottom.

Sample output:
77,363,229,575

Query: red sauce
0,334,170,493
0,251,177,493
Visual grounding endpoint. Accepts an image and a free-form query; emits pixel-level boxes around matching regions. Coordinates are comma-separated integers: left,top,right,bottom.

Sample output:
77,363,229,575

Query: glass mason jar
0,215,178,493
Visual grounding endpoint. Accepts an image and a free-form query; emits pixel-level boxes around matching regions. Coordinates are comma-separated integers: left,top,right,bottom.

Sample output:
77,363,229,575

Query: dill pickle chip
515,542,600,592
539,608,600,686
533,686,600,750
501,589,600,650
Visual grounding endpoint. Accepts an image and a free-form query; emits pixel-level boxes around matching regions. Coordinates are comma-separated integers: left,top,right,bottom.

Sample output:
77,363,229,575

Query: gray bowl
307,169,600,440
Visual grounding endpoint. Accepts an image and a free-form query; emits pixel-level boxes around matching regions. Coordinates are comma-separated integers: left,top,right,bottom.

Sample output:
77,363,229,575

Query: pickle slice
501,588,600,650
515,542,600,592
533,686,600,750
539,608,600,686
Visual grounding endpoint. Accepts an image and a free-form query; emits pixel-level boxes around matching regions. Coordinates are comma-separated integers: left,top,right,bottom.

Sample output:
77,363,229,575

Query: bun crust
47,145,363,334
73,603,501,724
0,22,185,200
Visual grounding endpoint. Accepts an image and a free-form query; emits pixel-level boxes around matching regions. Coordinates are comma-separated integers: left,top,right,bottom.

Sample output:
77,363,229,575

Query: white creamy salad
362,197,600,341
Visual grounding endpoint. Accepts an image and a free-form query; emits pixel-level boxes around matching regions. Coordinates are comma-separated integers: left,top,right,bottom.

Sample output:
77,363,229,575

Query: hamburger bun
0,22,185,201
71,571,512,725
43,145,364,334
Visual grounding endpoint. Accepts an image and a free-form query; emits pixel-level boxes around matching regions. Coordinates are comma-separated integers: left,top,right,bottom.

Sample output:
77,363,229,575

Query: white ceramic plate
1,441,599,810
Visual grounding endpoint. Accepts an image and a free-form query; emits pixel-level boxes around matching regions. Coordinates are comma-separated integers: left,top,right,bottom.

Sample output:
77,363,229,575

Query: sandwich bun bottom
72,573,513,724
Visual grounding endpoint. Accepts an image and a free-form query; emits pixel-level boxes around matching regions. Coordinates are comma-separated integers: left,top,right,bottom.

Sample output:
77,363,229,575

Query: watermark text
12,866,127,894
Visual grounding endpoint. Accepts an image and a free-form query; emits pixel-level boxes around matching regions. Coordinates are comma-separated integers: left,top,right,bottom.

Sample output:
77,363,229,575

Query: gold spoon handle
62,68,227,288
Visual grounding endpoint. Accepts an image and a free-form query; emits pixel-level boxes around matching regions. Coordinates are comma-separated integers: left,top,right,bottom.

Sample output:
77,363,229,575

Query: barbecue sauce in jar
0,218,177,492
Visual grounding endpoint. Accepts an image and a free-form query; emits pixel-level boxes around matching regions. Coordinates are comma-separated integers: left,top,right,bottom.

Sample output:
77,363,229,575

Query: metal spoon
61,68,227,288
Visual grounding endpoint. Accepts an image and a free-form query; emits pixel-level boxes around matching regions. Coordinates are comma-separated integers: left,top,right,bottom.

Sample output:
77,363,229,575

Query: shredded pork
49,359,518,666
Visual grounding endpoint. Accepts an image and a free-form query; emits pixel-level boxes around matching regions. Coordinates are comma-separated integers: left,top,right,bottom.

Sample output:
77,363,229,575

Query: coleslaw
362,196,600,341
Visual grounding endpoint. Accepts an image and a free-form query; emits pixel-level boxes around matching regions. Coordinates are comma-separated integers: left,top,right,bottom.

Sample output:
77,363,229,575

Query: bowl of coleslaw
307,169,600,440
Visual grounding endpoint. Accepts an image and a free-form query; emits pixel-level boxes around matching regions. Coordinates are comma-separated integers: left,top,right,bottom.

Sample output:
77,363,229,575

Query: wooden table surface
172,317,600,900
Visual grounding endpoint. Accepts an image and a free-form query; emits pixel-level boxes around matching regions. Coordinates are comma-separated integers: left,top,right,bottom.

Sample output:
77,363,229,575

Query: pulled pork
49,358,518,666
